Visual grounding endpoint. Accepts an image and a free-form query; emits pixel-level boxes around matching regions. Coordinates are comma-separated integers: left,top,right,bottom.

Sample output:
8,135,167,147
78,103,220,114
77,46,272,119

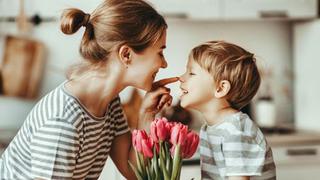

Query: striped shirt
200,112,276,180
0,81,130,179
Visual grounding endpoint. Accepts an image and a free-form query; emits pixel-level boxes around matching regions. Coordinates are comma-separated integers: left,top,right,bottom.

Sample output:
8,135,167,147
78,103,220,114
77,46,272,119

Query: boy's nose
178,75,184,82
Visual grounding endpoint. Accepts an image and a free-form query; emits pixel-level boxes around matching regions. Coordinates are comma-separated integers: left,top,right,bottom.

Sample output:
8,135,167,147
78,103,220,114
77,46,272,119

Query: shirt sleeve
222,133,267,177
111,97,130,136
30,118,79,179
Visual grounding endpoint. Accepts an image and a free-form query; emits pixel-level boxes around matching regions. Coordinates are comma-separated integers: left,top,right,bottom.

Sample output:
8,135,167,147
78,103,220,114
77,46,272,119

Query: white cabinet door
147,0,221,20
293,20,320,132
223,0,318,20
0,0,103,17
180,165,201,180
273,145,320,180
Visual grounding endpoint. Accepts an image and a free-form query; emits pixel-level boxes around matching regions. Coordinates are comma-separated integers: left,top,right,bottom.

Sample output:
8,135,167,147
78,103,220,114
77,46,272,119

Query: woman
0,0,178,179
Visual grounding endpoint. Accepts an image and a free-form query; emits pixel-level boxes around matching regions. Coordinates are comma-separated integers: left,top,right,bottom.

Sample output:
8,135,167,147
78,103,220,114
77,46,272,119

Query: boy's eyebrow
160,45,166,49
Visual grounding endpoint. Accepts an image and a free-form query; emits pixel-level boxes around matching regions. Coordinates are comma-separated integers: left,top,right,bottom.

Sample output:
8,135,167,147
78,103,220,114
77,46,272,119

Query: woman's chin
136,82,153,91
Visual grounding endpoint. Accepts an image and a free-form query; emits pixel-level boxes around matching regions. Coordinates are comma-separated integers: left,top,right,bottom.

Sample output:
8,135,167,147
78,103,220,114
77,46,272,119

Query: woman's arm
109,132,137,180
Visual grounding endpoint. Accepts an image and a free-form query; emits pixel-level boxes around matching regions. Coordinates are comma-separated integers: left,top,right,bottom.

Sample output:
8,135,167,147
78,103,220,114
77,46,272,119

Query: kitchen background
0,0,320,179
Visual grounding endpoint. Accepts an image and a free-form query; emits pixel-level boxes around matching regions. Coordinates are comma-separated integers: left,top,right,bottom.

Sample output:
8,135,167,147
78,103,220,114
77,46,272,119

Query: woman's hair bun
60,8,89,35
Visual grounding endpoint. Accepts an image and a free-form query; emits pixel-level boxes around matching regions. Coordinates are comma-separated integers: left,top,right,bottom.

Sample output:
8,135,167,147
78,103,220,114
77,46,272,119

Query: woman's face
128,31,168,91
179,58,216,110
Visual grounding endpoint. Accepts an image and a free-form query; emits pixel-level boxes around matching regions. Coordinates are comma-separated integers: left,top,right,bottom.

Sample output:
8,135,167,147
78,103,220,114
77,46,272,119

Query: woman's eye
189,72,195,76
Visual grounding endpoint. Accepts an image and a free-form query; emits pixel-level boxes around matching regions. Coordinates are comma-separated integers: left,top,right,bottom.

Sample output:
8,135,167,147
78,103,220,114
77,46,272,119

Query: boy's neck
199,99,239,126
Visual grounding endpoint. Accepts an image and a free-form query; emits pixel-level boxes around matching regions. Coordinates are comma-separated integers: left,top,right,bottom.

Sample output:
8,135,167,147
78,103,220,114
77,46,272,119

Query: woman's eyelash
189,72,195,75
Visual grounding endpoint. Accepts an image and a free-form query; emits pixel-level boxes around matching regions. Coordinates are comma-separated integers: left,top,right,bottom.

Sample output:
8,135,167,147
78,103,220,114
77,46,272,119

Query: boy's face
179,58,216,110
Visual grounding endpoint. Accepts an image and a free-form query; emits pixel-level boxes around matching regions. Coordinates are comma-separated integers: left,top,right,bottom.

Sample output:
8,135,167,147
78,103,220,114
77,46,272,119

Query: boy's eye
159,52,164,57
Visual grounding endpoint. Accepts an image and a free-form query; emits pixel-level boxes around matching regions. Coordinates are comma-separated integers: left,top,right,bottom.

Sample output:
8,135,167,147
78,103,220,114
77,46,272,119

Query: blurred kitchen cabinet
1,0,317,21
147,0,221,20
223,0,318,20
273,144,320,179
180,165,201,179
293,20,320,132
0,0,103,18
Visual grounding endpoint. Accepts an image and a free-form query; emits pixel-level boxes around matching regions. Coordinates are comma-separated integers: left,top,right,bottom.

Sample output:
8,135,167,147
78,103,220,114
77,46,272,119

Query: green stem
138,152,147,179
153,146,159,179
171,145,181,180
160,142,170,180
146,165,151,180
164,142,172,177
129,161,143,180
135,150,143,176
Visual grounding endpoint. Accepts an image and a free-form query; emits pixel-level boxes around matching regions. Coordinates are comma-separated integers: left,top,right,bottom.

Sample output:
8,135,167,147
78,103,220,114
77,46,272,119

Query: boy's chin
180,100,192,109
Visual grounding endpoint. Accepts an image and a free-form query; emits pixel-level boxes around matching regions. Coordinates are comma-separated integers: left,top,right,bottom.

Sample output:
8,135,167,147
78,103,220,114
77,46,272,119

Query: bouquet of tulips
130,117,199,180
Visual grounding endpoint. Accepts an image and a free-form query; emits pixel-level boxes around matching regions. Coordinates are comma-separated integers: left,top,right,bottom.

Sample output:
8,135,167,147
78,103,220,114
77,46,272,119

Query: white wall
293,20,320,131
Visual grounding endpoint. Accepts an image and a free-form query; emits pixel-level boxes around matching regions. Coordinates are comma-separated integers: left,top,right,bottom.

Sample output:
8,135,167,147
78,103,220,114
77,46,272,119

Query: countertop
266,130,320,147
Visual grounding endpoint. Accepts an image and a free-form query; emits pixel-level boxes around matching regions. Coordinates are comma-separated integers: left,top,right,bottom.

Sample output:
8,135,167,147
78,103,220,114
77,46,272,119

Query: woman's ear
118,45,132,67
214,80,231,98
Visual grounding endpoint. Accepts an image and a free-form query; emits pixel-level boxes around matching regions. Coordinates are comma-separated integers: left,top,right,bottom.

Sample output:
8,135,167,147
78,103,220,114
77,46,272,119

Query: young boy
179,41,276,180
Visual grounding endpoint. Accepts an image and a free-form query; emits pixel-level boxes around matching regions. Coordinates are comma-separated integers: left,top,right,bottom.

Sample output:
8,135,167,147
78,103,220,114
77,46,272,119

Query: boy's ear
214,80,231,98
118,45,132,67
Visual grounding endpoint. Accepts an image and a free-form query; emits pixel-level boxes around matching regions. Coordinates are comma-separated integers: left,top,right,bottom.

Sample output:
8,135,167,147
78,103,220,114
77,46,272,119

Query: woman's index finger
153,77,179,88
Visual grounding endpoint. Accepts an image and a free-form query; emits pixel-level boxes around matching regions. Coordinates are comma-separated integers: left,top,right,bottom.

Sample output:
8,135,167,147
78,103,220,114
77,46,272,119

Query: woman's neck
65,66,126,118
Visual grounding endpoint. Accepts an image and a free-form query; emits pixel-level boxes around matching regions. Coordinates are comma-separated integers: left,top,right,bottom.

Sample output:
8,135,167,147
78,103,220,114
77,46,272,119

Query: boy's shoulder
202,112,266,145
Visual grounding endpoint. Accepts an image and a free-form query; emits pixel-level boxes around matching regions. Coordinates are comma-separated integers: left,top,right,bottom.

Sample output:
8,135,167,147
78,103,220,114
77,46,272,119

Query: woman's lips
152,71,158,79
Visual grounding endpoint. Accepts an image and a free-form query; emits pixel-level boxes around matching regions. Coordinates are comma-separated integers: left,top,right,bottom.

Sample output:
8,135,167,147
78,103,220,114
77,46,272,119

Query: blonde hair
60,0,167,78
190,41,261,110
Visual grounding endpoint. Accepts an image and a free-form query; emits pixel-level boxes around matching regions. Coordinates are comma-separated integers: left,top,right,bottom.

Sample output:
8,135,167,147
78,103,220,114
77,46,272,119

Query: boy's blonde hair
190,41,261,110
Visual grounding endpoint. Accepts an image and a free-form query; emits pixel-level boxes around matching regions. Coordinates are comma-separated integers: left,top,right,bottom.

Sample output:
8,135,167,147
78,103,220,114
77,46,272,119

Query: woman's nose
161,58,168,68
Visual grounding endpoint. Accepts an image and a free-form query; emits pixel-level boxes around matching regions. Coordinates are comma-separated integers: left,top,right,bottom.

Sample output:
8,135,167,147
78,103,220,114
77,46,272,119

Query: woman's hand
138,77,179,129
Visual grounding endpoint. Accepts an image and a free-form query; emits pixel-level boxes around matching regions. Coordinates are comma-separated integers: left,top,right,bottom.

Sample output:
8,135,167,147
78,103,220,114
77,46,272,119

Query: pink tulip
170,123,188,146
132,130,141,152
181,131,199,158
150,117,171,143
132,129,154,158
141,136,154,158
